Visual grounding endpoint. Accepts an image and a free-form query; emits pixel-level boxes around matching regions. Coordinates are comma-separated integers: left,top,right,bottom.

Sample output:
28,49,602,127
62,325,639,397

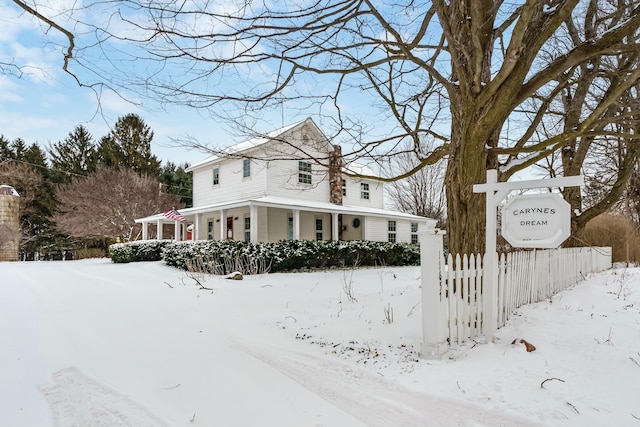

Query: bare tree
11,0,640,254
530,3,640,242
54,166,182,242
386,142,446,228
0,159,44,248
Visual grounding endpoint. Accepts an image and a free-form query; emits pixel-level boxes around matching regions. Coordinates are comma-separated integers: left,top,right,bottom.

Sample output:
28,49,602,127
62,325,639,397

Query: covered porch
135,196,434,244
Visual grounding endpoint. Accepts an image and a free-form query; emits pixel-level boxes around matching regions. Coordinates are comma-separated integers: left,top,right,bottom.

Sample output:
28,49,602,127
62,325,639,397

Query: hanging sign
501,193,571,249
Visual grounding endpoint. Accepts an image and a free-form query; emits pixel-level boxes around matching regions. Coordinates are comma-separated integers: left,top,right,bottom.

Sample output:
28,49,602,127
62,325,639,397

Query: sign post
473,170,583,339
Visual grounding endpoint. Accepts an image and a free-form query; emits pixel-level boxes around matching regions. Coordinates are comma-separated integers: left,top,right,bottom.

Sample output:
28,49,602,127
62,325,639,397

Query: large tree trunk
445,90,501,256
445,146,487,256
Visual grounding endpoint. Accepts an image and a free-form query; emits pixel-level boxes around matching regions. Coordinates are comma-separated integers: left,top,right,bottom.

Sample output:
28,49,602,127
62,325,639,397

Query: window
388,220,396,242
244,217,251,243
315,218,323,241
243,158,251,178
342,180,347,196
213,167,219,186
288,217,294,240
298,161,312,184
207,220,214,240
411,222,418,244
361,183,369,200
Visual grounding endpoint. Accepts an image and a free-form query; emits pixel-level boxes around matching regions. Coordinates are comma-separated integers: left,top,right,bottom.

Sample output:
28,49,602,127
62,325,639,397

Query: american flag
164,208,186,222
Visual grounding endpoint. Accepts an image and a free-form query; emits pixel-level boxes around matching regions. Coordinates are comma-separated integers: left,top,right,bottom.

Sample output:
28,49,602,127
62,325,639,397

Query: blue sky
1,1,423,171
0,2,313,167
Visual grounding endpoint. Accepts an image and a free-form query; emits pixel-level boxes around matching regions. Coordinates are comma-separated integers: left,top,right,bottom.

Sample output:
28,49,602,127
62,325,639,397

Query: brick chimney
329,145,343,205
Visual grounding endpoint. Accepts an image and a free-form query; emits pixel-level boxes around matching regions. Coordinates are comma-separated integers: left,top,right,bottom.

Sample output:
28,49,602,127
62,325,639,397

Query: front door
226,217,234,239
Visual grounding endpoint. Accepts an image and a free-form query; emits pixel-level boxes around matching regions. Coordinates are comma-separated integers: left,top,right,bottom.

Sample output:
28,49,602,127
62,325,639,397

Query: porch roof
135,196,436,226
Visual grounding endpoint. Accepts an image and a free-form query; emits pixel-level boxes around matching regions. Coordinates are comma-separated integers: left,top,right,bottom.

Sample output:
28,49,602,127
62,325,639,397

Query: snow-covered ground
1,258,639,426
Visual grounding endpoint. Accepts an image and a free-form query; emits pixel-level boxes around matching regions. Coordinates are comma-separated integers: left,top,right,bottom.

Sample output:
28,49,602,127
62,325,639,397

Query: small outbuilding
0,185,21,261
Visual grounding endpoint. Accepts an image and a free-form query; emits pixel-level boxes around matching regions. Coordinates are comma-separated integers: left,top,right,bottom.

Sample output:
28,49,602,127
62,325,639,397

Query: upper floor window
361,183,369,200
298,161,312,184
213,167,220,186
243,158,251,178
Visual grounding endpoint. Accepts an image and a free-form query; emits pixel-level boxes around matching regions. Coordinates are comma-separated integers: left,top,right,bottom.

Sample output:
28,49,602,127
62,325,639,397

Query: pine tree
48,125,98,183
0,140,60,254
97,114,161,177
159,162,193,207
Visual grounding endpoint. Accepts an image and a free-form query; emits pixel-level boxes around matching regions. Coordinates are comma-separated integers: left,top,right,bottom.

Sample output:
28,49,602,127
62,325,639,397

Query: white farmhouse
135,118,436,243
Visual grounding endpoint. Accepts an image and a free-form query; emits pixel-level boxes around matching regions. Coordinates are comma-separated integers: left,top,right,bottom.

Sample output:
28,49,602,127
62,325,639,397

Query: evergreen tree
48,125,97,183
159,162,193,208
0,135,13,160
97,114,161,177
21,144,58,251
0,140,59,254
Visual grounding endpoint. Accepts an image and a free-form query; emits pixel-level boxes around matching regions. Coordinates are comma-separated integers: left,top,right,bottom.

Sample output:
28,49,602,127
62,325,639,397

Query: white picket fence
419,231,612,356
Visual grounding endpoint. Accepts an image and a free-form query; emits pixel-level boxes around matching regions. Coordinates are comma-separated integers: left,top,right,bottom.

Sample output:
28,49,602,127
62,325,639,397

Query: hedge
109,240,172,263
109,239,420,274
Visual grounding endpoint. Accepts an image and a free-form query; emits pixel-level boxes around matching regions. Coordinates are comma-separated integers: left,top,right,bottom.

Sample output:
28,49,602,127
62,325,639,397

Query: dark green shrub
162,239,420,274
109,240,171,263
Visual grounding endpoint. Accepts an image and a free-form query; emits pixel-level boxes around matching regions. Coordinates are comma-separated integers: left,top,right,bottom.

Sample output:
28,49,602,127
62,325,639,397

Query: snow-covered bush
162,240,420,274
109,240,172,263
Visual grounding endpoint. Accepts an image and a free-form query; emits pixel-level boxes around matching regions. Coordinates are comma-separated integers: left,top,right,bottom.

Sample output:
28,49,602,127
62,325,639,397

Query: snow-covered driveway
2,258,638,426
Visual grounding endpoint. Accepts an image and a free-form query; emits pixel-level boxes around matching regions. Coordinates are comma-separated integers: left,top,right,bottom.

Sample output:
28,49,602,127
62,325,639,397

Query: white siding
342,177,384,209
395,219,418,243
191,120,335,206
341,214,364,240
192,157,268,207
265,158,332,203
264,123,335,203
256,206,269,242
300,212,331,240
364,216,388,242
266,208,289,243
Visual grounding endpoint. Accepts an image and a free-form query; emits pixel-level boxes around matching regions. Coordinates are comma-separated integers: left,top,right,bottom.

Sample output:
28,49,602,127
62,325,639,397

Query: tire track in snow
39,367,168,427
234,342,541,427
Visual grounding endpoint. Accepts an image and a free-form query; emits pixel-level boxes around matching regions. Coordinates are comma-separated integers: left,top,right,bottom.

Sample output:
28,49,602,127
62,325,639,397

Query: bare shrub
184,252,270,276
341,271,358,303
383,303,394,324
580,214,640,264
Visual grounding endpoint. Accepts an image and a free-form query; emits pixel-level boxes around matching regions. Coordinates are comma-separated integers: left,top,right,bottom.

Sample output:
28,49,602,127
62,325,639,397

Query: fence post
420,229,448,359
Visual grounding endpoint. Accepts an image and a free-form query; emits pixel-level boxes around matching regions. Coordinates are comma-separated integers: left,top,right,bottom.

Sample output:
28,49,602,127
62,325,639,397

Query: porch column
361,217,367,240
195,213,202,241
331,212,339,241
219,209,227,241
174,221,180,241
156,219,162,240
292,209,300,240
250,204,258,243
142,222,148,240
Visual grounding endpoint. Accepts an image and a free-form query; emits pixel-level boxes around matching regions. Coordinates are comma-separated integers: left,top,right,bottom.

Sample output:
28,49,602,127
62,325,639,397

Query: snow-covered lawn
1,259,639,426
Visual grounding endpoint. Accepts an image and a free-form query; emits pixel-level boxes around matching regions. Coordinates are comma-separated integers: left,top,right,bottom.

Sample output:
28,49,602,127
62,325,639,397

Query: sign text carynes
501,194,571,249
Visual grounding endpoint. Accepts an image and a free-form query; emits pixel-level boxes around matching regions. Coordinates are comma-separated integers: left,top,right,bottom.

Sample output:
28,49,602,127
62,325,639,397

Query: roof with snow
0,185,20,197
185,118,377,177
185,119,309,172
